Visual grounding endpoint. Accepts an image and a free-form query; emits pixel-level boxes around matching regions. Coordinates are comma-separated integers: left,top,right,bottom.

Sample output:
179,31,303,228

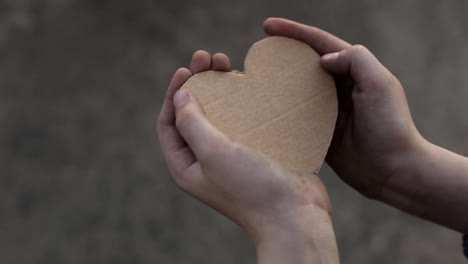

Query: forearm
254,207,339,264
380,139,468,233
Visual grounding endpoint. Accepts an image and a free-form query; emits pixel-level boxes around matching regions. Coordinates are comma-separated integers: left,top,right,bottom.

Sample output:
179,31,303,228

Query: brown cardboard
182,36,338,173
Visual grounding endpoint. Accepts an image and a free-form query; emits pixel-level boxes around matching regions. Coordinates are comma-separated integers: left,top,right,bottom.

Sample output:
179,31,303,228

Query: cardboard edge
182,36,339,174
244,36,318,74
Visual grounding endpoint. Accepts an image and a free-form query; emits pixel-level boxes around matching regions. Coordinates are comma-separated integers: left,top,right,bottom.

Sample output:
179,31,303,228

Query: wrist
378,134,438,210
380,136,468,232
253,205,339,264
376,132,430,198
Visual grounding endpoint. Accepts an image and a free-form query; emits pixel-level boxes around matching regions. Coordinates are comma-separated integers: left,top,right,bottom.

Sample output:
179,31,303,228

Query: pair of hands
157,17,436,262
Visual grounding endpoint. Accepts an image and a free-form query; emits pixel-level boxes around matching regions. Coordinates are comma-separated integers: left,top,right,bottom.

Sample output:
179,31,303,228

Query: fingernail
322,52,339,61
174,90,189,109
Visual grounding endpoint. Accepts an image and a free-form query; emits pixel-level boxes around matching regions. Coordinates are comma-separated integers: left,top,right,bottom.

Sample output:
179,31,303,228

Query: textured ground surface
0,0,467,263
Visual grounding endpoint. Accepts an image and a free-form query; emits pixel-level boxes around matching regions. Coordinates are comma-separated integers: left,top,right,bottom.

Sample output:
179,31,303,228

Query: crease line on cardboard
203,80,329,109
236,88,334,138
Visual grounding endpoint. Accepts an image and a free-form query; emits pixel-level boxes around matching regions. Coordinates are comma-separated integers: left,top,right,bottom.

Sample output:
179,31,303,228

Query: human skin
264,17,468,233
158,17,468,263
157,52,340,263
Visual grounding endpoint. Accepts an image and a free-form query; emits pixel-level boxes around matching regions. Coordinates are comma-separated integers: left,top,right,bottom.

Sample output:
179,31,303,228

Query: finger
173,89,230,162
263,17,351,55
333,75,355,113
211,53,232,71
158,68,192,132
157,68,198,175
190,50,212,74
321,45,393,91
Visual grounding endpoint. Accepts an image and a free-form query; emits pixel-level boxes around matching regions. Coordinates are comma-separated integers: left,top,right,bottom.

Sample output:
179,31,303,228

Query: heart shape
182,36,337,173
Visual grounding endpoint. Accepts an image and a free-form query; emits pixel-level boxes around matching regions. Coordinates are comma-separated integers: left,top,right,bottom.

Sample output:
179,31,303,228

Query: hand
157,51,339,263
265,18,468,233
264,17,425,199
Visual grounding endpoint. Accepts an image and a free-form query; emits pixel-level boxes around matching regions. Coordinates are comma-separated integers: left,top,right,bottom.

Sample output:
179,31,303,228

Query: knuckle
350,44,371,59
350,44,370,56
340,44,372,64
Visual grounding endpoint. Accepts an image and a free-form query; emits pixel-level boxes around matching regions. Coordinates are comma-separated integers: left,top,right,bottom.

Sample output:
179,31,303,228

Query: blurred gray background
0,0,467,263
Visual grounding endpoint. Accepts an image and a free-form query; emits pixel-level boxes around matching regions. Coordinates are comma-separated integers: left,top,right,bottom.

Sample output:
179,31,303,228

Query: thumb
321,45,393,91
173,89,229,161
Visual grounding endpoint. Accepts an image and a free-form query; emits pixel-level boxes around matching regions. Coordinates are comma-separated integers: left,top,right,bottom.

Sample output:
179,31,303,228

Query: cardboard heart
182,36,337,173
